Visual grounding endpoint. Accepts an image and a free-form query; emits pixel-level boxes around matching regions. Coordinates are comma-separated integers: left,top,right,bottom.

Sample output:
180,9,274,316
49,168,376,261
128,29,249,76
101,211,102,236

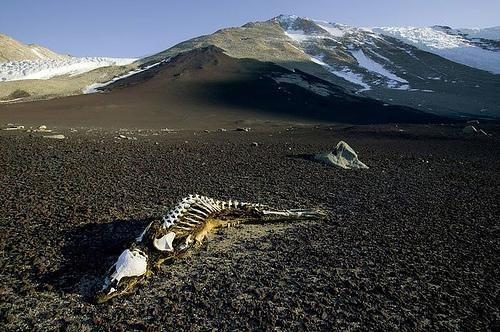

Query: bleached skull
96,249,148,303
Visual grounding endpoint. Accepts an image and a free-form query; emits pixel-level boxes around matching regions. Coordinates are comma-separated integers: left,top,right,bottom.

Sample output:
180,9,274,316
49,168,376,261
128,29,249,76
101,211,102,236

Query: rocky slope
137,15,500,119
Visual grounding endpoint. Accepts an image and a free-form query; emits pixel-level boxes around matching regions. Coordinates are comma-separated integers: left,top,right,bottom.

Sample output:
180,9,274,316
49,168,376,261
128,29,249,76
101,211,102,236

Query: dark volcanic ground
0,124,499,331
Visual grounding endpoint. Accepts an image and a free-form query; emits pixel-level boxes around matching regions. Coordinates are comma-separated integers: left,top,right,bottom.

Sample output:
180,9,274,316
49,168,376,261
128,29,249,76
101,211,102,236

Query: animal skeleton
96,194,325,303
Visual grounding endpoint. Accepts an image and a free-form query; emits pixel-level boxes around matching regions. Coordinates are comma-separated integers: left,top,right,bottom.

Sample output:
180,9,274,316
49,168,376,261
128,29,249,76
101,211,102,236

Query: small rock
34,124,52,133
251,142,259,147
3,125,24,131
236,127,250,132
43,134,65,140
218,128,227,132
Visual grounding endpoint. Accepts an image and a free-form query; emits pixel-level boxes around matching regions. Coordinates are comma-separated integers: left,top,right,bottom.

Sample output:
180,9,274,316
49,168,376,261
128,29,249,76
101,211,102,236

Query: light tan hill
0,33,68,62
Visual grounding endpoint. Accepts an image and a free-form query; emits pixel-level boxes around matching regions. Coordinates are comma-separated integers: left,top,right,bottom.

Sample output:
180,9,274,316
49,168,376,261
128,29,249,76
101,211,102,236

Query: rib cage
158,194,322,236
161,194,259,232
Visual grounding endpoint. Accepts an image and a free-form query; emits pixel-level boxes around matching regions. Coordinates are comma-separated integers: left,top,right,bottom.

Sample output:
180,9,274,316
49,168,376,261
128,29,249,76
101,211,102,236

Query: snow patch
314,21,346,38
373,26,500,74
0,57,137,82
350,49,408,83
284,29,311,43
82,59,167,94
457,27,500,41
311,56,371,92
31,48,48,60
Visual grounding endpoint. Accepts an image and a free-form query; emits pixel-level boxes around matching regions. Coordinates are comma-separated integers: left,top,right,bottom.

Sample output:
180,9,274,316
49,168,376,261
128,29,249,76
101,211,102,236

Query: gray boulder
315,141,369,169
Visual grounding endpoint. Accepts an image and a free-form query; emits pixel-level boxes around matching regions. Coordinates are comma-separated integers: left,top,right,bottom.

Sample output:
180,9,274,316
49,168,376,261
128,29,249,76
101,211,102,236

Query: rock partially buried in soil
43,134,66,140
34,125,52,133
463,126,478,134
315,141,369,169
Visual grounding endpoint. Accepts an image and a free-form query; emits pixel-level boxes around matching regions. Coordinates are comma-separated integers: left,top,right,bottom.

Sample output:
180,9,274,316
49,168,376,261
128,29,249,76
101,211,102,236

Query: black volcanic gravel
0,124,499,331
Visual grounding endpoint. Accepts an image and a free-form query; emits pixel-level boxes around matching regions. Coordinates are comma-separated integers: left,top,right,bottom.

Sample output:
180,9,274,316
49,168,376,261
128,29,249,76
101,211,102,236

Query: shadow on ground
41,218,153,301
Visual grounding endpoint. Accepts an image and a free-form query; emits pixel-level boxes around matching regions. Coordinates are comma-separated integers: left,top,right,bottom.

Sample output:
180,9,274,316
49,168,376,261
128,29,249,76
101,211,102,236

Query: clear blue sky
1,0,498,58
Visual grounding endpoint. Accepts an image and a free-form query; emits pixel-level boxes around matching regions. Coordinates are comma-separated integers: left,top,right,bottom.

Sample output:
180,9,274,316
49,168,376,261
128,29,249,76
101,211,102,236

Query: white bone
190,207,209,216
153,232,176,251
109,249,148,287
184,216,202,224
136,221,153,242
186,213,204,221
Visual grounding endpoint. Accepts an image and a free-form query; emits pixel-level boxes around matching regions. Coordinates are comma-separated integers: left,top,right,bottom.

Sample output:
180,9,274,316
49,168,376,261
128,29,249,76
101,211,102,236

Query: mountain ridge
0,45,446,128
1,15,499,120
134,15,499,119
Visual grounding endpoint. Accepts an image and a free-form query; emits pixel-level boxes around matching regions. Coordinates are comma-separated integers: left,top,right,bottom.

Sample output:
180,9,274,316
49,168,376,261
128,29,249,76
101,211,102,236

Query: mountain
0,46,443,128
1,15,499,123
0,34,137,102
135,15,500,119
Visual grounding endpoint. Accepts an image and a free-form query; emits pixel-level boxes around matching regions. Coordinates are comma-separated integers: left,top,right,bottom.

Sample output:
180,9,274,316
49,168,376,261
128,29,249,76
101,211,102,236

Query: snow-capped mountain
1,16,499,119
135,15,499,118
0,34,136,82
0,33,138,101
372,26,500,73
